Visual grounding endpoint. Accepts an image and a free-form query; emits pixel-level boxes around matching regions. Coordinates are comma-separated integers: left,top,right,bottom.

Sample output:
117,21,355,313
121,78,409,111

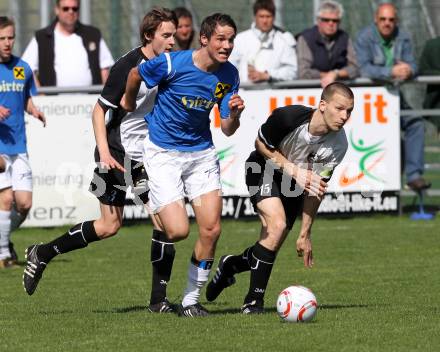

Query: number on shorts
261,183,271,195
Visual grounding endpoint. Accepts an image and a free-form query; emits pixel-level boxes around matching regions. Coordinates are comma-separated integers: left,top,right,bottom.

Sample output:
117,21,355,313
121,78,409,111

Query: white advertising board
211,87,400,195
25,95,101,227
24,87,400,227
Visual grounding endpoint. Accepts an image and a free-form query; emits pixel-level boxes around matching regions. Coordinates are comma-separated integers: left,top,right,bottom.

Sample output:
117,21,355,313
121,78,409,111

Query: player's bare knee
166,232,189,241
267,218,287,238
166,226,189,242
98,221,121,239
16,201,32,214
0,193,14,210
200,222,221,244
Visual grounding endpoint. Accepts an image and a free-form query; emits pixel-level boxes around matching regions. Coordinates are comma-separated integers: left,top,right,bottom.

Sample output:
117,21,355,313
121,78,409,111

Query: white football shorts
143,136,222,213
0,153,33,192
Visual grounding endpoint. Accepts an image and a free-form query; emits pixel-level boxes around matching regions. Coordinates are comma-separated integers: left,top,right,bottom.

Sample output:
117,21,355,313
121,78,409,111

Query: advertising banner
25,95,101,227
24,87,400,227
210,88,401,215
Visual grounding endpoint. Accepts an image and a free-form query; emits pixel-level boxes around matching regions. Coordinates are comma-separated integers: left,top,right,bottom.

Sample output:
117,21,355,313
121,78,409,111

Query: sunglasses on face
61,6,79,12
379,17,396,23
319,17,340,24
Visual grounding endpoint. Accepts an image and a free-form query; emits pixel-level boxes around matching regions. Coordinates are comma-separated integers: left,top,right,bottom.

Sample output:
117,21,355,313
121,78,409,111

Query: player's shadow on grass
208,303,371,315
92,305,150,314
319,304,370,309
208,306,278,315
114,306,150,313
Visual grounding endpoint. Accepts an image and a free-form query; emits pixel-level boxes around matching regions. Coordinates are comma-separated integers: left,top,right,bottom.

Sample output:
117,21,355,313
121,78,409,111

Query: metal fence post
80,0,91,25
9,0,21,54
40,0,50,28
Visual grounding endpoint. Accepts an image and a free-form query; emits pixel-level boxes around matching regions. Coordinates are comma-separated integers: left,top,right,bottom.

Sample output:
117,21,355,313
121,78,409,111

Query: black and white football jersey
258,105,348,180
97,47,157,163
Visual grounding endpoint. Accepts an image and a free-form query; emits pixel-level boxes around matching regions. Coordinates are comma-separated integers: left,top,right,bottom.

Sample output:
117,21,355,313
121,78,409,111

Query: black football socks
37,221,100,263
244,242,276,306
222,245,254,276
150,229,175,304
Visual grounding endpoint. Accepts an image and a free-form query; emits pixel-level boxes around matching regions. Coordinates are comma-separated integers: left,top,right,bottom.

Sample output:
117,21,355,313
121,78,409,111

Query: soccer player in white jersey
0,17,46,269
122,13,245,317
206,82,353,314
23,9,178,308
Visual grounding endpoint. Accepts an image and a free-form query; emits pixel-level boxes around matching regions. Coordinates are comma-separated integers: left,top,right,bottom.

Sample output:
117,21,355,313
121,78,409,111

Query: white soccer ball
276,285,318,323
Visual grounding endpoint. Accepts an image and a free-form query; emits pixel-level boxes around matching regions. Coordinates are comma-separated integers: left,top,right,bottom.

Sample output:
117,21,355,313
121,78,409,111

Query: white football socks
182,262,211,307
0,210,12,260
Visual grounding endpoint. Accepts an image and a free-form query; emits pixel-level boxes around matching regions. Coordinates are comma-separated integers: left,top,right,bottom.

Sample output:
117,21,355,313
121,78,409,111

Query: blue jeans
401,98,425,183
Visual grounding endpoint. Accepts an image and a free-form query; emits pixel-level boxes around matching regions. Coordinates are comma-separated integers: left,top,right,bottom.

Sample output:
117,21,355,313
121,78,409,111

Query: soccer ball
276,285,318,323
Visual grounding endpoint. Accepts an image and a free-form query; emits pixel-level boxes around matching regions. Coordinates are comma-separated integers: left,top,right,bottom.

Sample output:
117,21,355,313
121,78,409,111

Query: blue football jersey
138,50,240,151
0,56,36,154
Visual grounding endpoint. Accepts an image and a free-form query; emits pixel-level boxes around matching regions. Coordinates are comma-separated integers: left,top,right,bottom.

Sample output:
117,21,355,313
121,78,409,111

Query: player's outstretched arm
25,98,46,127
255,137,327,198
120,67,141,112
296,195,321,268
221,94,245,136
92,102,125,172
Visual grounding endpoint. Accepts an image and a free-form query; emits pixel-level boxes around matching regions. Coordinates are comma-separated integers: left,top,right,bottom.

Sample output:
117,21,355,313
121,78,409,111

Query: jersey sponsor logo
13,66,25,80
181,96,216,110
0,80,25,92
214,82,231,99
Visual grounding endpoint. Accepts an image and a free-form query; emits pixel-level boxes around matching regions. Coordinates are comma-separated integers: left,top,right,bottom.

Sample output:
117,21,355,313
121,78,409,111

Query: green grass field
2,217,440,352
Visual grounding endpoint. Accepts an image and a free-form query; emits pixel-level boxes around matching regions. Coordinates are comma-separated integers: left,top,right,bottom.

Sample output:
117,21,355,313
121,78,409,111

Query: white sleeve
228,32,246,69
99,38,114,69
267,31,298,81
228,45,241,69
21,37,39,72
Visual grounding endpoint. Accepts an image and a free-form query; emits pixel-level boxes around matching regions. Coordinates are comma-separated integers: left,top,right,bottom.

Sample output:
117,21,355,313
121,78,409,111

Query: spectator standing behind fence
228,0,297,84
355,2,431,192
21,0,114,87
173,7,199,51
296,1,359,88
419,36,440,134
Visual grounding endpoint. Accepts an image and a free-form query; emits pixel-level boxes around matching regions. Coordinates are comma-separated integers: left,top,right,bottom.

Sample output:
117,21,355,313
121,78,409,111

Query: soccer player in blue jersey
0,17,46,269
123,13,245,317
23,9,180,309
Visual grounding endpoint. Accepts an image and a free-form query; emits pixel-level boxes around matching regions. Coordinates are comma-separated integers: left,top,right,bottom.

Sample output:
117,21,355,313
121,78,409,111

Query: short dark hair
174,7,193,20
321,82,354,102
56,0,80,6
0,16,14,30
199,13,236,41
139,7,178,46
253,0,275,16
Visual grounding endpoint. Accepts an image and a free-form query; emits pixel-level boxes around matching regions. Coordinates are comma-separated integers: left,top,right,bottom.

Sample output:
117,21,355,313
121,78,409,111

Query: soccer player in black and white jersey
23,8,178,313
206,82,354,314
